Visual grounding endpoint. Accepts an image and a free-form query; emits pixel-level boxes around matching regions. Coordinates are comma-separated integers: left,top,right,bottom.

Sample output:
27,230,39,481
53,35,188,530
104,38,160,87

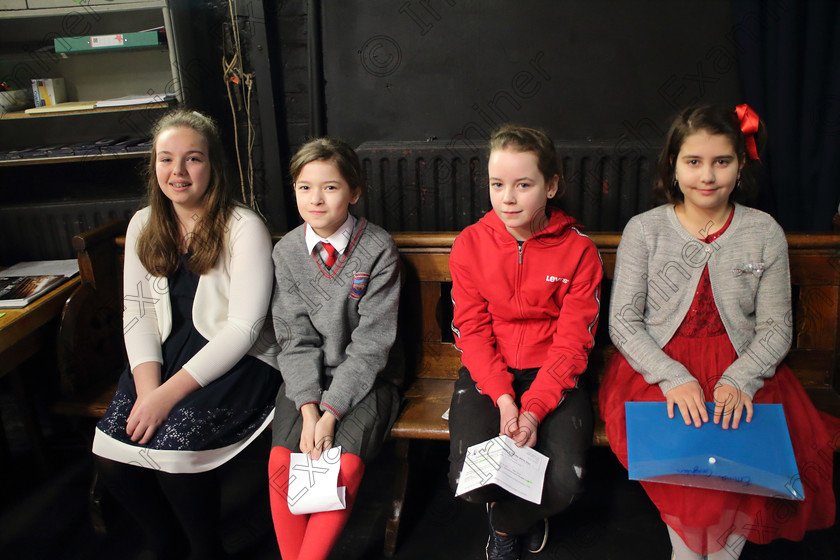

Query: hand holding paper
497,394,520,440
288,446,347,514
455,435,549,504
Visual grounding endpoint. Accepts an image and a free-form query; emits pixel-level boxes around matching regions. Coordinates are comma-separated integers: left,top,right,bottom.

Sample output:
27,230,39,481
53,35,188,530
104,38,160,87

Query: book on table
0,259,79,309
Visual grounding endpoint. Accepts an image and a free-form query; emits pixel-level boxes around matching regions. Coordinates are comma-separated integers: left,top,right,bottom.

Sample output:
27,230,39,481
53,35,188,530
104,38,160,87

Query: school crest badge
351,273,370,299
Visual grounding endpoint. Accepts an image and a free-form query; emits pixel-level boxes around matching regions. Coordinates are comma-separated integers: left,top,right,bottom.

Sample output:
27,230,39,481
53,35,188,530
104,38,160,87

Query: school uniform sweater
450,209,603,423
609,203,791,398
272,218,402,419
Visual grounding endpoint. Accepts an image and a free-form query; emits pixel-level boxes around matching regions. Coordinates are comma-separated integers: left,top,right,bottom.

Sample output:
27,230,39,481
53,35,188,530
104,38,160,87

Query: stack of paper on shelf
95,93,176,108
25,101,97,115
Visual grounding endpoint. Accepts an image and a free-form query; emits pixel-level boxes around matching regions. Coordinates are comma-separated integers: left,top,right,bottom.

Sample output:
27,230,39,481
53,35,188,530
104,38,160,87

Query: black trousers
448,366,593,535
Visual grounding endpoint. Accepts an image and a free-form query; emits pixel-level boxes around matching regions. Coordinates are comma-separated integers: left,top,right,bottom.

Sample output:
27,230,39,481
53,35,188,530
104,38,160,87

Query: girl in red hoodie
448,125,603,560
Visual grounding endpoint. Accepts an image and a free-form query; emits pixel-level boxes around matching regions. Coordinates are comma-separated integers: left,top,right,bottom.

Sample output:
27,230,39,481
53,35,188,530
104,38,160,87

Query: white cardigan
123,205,280,386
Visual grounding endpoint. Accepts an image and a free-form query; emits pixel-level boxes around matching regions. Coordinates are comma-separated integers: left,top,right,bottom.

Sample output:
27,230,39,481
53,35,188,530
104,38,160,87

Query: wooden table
0,276,80,474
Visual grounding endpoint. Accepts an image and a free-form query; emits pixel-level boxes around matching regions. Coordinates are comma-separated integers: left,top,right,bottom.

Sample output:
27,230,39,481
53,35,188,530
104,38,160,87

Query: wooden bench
54,222,840,556
382,231,840,556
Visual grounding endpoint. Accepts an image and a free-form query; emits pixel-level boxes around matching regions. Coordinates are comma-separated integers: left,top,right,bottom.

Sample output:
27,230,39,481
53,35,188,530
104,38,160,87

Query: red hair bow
735,104,761,161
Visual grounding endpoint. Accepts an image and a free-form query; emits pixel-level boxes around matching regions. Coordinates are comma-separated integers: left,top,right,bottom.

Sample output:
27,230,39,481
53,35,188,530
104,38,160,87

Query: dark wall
319,0,743,149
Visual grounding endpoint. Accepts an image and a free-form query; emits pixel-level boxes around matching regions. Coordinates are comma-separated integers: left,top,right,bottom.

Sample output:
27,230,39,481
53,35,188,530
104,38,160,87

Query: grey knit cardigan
608,203,791,398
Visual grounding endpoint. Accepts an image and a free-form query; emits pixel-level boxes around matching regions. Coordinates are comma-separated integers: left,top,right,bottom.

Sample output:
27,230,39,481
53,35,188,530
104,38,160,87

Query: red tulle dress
599,212,839,555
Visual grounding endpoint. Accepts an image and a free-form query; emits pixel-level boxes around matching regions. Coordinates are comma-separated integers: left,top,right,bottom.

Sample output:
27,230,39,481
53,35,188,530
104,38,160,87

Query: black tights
96,456,226,559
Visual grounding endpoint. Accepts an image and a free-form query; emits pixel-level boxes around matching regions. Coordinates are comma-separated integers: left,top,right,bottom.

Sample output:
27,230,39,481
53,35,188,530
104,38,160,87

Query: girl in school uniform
600,104,838,559
268,138,402,560
448,125,603,560
92,109,282,559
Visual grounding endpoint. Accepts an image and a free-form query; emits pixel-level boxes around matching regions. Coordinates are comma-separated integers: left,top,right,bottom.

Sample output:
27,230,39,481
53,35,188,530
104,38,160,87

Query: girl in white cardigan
600,104,837,560
92,110,281,559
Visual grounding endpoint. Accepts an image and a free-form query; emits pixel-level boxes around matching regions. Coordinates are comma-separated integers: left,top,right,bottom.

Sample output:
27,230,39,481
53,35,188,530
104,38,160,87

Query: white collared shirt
305,214,356,262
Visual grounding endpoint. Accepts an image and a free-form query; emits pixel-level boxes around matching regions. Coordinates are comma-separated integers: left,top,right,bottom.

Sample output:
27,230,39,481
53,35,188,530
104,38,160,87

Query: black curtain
734,0,840,231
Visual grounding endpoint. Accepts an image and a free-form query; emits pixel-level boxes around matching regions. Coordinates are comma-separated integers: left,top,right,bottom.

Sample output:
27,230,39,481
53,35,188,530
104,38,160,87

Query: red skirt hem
599,332,838,555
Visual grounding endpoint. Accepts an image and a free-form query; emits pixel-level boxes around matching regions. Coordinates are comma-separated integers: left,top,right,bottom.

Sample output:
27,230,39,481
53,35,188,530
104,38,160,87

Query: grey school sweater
271,218,402,418
609,203,791,398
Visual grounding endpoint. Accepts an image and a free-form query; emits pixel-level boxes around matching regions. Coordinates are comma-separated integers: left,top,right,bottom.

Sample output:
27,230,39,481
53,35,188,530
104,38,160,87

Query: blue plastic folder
625,402,804,500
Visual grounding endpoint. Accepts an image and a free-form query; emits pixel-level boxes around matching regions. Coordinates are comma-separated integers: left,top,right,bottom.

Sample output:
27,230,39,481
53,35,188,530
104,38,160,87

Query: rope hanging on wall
222,0,261,216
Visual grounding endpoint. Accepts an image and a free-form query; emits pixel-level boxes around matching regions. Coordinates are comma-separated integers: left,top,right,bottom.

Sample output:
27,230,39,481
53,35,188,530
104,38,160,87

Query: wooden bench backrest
393,232,840,397
70,225,840,397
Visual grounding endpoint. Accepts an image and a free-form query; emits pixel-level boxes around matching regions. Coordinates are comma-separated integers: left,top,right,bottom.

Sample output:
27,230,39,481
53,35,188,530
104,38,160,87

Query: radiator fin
357,141,656,232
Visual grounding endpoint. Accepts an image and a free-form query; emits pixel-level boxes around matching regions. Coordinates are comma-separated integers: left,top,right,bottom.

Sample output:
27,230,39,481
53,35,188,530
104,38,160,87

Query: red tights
268,447,365,560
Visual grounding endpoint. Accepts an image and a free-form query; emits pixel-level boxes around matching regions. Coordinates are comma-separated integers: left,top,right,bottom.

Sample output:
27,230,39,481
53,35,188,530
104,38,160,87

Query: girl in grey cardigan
600,105,836,560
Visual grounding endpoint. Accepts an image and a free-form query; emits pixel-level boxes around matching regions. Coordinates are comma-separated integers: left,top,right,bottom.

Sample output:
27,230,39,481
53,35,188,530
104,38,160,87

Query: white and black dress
94,253,281,473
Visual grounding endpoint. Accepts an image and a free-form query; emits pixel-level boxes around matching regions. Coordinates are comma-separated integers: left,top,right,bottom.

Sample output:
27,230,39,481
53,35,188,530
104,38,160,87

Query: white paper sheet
455,435,549,504
2,259,79,277
287,446,347,514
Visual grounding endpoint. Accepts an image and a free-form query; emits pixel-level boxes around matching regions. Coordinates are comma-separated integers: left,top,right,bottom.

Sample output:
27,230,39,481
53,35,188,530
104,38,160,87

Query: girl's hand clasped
497,393,520,439
126,387,180,444
496,394,539,447
299,403,337,460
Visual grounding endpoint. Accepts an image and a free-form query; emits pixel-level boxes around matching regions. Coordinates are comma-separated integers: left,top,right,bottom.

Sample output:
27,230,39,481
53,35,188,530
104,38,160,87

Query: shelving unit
0,0,182,151
0,0,192,263
0,151,147,167
0,100,171,120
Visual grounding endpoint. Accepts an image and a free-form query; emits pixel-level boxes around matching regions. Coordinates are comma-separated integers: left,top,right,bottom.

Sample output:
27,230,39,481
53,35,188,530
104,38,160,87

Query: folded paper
288,446,347,514
626,402,803,500
456,435,549,504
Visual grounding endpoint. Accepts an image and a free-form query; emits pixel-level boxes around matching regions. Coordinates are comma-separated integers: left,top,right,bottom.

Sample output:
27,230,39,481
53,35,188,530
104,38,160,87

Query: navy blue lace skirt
93,255,281,473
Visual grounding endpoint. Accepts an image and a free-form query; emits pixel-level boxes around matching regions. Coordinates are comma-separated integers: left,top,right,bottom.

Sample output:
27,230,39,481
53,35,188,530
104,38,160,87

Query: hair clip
732,262,765,278
735,104,761,162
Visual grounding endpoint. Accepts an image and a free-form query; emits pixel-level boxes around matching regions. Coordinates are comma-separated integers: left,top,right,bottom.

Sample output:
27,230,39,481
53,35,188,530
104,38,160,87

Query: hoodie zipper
514,241,526,365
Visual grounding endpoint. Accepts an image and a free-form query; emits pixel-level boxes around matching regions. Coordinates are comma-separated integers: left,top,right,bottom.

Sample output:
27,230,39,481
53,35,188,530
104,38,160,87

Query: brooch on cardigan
732,262,765,278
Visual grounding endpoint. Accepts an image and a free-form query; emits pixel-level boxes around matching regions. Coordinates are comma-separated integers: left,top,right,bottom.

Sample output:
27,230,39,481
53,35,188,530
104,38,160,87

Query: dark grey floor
1,390,839,560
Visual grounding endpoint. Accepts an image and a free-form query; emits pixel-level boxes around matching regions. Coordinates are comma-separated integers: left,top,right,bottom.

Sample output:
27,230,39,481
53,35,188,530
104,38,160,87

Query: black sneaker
486,504,520,560
524,518,549,553
486,530,519,560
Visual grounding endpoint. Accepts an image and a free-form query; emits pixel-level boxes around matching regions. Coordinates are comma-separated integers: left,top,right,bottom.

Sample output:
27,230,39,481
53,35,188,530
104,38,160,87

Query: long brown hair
137,109,233,276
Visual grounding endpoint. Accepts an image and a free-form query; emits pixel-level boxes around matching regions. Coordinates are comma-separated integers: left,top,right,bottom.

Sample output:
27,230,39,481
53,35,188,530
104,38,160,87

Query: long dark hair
654,105,767,204
137,109,233,277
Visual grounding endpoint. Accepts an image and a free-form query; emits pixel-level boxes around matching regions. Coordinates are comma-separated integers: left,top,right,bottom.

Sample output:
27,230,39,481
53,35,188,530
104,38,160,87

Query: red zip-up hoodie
450,209,603,423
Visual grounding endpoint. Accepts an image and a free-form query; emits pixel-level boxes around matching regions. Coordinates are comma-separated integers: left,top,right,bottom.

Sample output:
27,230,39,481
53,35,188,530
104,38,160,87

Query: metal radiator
356,141,658,232
1,141,656,263
0,198,143,264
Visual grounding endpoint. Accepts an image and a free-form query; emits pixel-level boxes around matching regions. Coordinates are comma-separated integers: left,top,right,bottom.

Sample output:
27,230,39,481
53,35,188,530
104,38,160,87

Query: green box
54,31,162,53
